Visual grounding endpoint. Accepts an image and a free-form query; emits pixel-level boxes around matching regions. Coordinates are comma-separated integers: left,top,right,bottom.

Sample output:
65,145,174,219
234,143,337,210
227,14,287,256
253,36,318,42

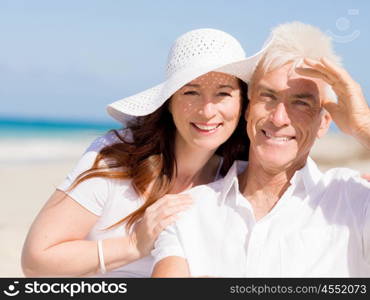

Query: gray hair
251,21,341,102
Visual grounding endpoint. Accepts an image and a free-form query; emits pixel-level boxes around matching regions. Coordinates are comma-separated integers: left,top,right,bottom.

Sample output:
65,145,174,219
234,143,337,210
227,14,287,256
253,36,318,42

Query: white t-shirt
57,129,224,277
57,129,153,277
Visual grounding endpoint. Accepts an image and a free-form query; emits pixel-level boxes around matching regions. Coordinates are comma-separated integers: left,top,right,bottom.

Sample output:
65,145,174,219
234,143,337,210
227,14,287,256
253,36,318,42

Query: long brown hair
69,79,249,231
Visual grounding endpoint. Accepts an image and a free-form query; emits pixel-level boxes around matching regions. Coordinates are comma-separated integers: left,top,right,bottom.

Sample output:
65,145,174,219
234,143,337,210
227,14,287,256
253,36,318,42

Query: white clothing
152,158,370,277
57,129,224,277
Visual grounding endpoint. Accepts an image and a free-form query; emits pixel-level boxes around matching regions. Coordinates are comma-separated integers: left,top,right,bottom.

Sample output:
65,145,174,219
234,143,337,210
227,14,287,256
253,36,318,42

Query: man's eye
183,91,199,95
293,100,310,106
260,93,276,100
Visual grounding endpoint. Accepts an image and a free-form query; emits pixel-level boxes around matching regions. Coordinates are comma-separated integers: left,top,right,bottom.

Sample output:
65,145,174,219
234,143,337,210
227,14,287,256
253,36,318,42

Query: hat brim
107,36,273,125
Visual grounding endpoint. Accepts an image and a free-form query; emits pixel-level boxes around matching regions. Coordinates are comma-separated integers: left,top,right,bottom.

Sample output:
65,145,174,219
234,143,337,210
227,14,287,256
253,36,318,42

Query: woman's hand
130,194,193,257
362,173,370,182
296,57,370,149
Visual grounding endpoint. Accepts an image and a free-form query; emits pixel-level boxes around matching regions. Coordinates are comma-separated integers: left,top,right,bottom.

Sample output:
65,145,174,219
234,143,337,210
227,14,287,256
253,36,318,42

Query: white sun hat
107,28,272,124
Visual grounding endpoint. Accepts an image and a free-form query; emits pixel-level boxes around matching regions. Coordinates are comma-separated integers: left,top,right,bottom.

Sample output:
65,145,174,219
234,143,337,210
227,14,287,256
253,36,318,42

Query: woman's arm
22,190,192,277
152,256,190,277
21,190,141,277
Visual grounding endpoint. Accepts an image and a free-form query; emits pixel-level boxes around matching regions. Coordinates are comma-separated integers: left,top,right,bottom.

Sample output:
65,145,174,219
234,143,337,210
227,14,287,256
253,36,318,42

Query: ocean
0,118,121,165
0,117,345,167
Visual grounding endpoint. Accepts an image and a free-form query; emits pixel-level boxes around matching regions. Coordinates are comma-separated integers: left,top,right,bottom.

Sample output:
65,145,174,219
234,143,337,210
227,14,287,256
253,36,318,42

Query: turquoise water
0,118,121,139
0,118,123,165
0,117,339,138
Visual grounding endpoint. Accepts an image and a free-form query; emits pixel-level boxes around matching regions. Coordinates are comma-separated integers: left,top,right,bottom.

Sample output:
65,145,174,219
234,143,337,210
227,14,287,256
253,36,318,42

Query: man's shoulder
321,166,370,197
177,178,233,228
323,167,367,183
185,178,224,200
86,128,131,153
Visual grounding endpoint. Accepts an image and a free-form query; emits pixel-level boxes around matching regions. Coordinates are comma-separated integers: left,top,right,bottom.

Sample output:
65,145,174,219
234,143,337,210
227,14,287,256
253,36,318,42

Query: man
151,22,370,277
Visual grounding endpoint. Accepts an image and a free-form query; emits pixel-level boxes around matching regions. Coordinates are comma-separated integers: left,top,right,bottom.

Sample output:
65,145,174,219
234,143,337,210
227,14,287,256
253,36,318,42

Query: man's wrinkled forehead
256,63,325,102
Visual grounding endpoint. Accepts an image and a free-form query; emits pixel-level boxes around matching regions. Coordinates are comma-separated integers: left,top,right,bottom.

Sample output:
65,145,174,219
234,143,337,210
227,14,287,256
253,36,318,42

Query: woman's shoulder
86,128,133,153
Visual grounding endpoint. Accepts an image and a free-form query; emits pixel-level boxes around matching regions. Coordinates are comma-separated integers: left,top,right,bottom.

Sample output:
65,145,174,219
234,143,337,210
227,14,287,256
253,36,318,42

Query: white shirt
58,129,224,277
152,158,370,277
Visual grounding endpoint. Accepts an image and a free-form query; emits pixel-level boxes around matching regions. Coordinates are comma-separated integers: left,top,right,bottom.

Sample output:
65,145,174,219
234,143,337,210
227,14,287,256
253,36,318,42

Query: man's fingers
295,67,334,85
320,57,353,84
321,100,338,117
302,58,338,82
295,67,345,97
295,65,347,104
304,57,355,89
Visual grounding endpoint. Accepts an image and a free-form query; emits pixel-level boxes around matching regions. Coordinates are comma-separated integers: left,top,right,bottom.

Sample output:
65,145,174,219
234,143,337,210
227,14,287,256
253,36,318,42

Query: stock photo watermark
3,281,20,297
2,280,128,298
326,9,360,43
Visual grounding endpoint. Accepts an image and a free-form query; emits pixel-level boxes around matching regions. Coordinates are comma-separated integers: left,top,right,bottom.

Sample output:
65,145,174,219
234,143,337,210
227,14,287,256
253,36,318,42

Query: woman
21,28,269,277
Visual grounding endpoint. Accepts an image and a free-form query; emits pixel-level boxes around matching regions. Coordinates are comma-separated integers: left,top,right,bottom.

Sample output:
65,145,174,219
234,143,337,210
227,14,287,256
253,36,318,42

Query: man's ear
317,110,332,138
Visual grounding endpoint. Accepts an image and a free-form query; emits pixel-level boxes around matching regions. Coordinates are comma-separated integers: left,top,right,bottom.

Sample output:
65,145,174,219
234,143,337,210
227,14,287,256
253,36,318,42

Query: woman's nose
198,97,217,119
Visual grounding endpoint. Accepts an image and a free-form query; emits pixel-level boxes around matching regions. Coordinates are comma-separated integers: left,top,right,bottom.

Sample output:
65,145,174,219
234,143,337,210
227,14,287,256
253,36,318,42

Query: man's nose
270,102,291,127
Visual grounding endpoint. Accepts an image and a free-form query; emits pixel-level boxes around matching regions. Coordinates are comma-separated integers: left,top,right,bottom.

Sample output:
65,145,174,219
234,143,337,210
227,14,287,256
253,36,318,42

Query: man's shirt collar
219,157,324,204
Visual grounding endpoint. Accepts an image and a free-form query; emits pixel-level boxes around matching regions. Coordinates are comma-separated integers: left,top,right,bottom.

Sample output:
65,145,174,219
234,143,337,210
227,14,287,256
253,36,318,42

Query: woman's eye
218,92,232,97
183,91,199,96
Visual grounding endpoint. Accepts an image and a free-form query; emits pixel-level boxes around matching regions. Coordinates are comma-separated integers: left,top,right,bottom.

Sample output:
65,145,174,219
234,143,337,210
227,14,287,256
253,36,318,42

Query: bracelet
97,240,107,274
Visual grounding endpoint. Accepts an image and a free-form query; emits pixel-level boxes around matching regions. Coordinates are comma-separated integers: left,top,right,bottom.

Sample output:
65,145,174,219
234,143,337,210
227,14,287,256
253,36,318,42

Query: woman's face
170,71,243,152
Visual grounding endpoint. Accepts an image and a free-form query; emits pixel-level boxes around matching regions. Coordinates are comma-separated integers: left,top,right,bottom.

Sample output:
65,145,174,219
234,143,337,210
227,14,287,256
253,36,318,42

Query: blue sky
0,0,369,125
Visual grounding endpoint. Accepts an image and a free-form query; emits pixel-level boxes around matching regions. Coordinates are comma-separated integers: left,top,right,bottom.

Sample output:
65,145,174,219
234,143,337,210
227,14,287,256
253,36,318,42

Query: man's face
246,63,331,172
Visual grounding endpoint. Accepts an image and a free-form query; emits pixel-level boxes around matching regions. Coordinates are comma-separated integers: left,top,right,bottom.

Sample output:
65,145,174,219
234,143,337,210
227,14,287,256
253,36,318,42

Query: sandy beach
0,136,93,277
1,132,369,277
